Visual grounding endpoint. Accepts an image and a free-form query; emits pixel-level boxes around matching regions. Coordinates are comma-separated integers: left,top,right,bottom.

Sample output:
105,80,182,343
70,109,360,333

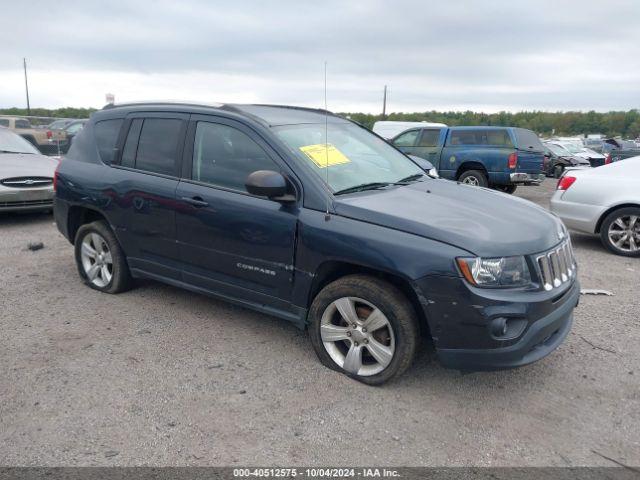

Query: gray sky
1,0,639,112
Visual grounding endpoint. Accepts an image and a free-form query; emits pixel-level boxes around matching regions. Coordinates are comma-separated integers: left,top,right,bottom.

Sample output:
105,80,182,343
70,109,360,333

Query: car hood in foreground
576,151,605,160
561,155,590,165
0,153,58,179
334,179,564,258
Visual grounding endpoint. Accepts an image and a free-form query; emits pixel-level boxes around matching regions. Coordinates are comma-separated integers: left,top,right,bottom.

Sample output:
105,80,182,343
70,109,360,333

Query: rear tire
599,207,640,257
458,169,488,187
74,220,133,293
308,275,420,385
495,185,517,194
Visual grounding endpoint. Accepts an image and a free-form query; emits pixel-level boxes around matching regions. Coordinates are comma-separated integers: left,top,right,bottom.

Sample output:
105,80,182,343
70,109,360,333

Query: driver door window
192,122,278,193
393,129,419,147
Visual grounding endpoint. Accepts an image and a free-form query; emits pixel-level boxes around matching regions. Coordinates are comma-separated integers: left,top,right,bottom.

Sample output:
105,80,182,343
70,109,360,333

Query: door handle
181,196,209,207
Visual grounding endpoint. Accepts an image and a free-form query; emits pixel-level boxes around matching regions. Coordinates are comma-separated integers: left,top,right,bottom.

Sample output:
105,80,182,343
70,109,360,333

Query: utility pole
23,58,31,115
382,85,387,120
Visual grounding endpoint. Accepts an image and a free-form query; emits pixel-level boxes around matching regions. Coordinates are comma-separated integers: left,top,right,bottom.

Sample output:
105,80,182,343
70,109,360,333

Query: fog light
491,317,509,337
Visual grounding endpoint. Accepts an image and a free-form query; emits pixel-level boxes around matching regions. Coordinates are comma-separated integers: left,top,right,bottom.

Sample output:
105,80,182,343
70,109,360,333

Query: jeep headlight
456,256,531,288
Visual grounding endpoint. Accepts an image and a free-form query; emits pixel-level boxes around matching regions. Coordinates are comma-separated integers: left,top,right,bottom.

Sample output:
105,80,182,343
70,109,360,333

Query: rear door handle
181,196,209,207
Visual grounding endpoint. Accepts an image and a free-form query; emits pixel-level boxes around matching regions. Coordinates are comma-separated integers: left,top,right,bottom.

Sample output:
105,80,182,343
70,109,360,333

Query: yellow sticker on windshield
299,143,350,168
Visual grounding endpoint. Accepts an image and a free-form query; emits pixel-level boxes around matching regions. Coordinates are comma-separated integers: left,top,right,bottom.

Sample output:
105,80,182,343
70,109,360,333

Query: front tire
458,169,488,187
308,275,420,385
495,184,517,194
599,207,640,257
74,220,133,293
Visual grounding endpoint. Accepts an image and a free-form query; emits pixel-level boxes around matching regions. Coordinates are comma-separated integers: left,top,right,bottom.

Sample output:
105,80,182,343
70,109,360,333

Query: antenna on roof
324,61,331,222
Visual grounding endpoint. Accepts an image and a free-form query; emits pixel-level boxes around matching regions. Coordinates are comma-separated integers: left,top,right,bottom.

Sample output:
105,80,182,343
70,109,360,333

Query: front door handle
181,196,209,207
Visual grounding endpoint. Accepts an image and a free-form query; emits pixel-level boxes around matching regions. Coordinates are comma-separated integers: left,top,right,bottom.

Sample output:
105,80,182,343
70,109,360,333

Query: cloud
1,0,639,111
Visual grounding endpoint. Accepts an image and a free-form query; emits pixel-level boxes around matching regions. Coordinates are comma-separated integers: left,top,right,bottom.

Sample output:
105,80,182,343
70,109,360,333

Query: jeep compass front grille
536,239,575,291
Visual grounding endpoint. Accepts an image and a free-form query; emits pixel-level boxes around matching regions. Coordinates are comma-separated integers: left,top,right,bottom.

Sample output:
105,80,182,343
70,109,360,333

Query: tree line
0,107,98,122
2,107,639,138
341,110,640,138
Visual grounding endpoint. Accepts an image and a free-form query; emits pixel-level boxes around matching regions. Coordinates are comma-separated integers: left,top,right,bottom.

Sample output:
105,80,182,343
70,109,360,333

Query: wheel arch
456,161,488,179
307,260,430,337
67,206,109,243
595,203,640,233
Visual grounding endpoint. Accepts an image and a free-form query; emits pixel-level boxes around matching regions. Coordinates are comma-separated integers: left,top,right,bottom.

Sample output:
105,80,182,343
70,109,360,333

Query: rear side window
120,119,142,168
15,119,31,129
418,129,441,147
94,119,123,164
120,118,183,176
448,130,484,146
448,129,513,147
393,129,419,147
486,130,513,147
514,128,544,152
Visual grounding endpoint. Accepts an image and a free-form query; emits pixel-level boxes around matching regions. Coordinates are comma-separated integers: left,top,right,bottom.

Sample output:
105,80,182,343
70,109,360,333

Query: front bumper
0,187,54,212
510,172,545,184
549,190,602,234
437,280,579,370
414,272,580,371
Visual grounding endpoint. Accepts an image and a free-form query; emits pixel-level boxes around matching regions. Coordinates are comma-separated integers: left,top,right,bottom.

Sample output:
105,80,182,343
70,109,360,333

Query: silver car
550,157,640,256
0,127,58,212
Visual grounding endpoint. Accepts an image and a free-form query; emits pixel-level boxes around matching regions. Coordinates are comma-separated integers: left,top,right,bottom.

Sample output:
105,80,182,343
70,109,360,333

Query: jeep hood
333,179,564,257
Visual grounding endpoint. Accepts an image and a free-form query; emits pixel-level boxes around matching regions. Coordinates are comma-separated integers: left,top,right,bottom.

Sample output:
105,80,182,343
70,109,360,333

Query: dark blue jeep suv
54,102,579,384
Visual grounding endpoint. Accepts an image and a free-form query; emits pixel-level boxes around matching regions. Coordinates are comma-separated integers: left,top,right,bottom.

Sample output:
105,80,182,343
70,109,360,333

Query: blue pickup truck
387,125,546,193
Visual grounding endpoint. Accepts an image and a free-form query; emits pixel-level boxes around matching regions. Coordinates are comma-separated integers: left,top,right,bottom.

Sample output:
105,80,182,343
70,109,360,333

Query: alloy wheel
461,176,479,186
608,215,640,252
320,297,395,376
80,232,113,288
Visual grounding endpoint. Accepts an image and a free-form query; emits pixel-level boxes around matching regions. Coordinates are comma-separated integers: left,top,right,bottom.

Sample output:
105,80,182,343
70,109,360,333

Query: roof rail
102,100,225,110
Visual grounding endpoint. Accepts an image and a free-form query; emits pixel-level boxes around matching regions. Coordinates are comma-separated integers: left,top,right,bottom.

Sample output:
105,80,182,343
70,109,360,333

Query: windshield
546,143,569,156
557,142,583,154
273,122,424,193
48,119,73,129
514,128,544,152
0,129,40,154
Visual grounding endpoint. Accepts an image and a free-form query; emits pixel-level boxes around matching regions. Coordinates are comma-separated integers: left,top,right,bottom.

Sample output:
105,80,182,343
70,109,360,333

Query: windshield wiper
394,173,425,184
333,182,391,195
0,150,34,154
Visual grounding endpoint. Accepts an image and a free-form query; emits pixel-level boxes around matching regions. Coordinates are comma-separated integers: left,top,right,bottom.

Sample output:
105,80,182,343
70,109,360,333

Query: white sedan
550,157,640,257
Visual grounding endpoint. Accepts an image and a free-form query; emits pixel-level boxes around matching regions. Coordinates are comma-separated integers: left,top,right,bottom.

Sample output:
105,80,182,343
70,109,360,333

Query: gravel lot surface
1,179,638,467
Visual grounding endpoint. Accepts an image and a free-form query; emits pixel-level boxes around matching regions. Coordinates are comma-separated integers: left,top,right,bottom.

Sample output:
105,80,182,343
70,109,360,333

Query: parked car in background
583,137,604,153
54,102,579,384
0,127,58,212
390,125,545,193
551,156,640,257
62,120,88,151
0,116,68,154
47,119,76,130
601,138,640,164
546,140,607,168
372,121,447,140
543,142,591,178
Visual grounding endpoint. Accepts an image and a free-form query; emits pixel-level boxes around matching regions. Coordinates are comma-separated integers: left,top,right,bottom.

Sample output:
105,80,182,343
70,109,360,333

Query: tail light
605,153,612,164
46,130,52,139
557,176,576,191
53,160,61,192
508,152,517,169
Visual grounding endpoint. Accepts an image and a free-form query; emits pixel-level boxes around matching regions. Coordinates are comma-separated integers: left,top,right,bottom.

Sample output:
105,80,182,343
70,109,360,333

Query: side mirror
245,170,295,202
407,155,438,177
408,155,434,171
